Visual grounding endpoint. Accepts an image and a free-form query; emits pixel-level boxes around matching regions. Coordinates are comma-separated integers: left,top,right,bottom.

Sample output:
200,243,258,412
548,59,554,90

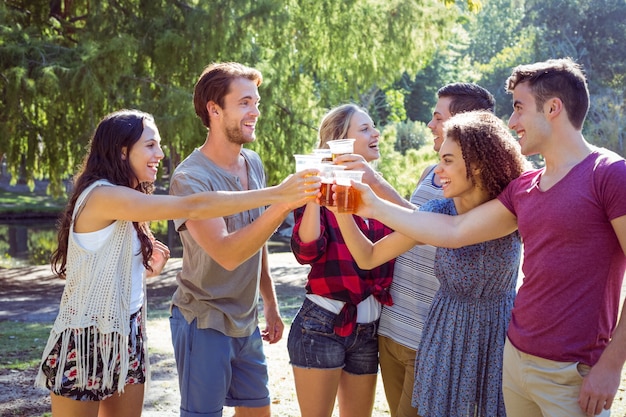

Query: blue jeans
287,297,379,375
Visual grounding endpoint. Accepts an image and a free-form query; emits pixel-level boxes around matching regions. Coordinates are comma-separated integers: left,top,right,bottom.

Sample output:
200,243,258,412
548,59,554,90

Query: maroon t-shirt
498,150,626,366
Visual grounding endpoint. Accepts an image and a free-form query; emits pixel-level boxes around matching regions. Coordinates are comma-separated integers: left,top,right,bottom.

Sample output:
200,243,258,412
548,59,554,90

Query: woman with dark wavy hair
34,109,319,417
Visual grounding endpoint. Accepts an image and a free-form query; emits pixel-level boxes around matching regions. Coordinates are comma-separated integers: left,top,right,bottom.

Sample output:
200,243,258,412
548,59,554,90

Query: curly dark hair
444,111,531,200
51,109,156,278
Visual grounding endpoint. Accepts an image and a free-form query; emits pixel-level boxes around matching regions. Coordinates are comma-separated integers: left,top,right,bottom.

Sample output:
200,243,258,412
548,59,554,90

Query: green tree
250,0,458,184
392,120,431,155
519,0,626,157
377,122,437,199
1,0,459,195
585,90,625,155
462,0,536,118
523,0,626,89
468,0,625,156
402,24,479,124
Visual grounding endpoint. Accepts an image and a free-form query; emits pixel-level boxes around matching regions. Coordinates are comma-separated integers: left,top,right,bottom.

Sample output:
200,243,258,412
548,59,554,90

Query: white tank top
73,223,144,313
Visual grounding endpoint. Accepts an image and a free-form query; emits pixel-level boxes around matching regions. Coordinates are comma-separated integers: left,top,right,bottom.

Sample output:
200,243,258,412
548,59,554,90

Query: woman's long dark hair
51,109,155,278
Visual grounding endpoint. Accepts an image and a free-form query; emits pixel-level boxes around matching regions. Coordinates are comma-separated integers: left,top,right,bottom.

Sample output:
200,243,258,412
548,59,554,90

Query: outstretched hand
277,169,322,210
328,180,379,218
333,153,378,184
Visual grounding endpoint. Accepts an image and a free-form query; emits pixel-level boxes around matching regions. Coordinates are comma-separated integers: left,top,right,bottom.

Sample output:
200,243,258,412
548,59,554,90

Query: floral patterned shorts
40,309,146,401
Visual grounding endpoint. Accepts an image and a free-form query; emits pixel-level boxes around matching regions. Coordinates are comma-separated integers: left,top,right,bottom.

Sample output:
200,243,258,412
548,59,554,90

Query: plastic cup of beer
333,170,364,214
293,154,323,173
319,163,346,207
312,148,333,163
327,139,355,161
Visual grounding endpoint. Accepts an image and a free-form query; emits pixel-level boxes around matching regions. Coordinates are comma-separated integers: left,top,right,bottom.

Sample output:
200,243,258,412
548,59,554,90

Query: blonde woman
288,104,394,417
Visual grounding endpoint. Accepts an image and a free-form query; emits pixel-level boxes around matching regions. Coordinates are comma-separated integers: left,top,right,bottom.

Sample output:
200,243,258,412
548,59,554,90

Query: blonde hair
317,104,364,149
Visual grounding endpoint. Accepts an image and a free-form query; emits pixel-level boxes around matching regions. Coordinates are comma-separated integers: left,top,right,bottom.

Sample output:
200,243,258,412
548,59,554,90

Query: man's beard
225,124,255,145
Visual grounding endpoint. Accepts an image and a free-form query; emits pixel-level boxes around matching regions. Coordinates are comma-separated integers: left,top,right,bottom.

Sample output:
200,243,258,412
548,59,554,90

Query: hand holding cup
319,163,346,207
329,179,379,219
277,169,321,209
327,139,355,161
333,170,365,214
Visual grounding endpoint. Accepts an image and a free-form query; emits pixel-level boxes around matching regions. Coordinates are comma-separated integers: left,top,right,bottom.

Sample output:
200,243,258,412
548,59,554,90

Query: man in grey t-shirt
169,62,314,417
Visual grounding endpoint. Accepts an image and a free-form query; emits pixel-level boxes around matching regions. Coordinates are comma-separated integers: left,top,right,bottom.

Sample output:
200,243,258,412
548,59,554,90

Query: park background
1,0,626,416
1,0,624,201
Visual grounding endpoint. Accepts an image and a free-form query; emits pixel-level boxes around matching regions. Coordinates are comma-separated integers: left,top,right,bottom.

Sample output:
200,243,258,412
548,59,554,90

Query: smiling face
347,109,380,162
217,77,261,145
434,138,475,199
427,96,454,153
508,82,551,156
126,118,164,186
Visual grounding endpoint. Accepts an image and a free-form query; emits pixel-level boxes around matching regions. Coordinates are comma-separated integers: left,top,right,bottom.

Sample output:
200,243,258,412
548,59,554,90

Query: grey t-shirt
169,148,266,337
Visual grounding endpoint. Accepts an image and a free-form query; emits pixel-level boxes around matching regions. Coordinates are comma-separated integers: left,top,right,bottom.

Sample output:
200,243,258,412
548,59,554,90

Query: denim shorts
287,297,379,375
169,306,270,416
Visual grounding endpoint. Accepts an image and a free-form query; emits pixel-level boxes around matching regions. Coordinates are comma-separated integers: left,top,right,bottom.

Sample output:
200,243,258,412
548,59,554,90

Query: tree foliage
377,122,437,199
401,24,479,123
523,0,626,89
1,0,624,199
401,0,625,158
1,0,456,195
393,120,431,155
586,91,625,155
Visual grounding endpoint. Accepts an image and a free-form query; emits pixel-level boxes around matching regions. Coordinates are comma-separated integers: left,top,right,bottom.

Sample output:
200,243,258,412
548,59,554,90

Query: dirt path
0,253,315,417
1,253,626,417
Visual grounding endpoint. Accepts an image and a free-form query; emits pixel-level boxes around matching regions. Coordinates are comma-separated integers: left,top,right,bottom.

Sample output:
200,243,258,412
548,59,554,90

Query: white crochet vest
35,180,136,393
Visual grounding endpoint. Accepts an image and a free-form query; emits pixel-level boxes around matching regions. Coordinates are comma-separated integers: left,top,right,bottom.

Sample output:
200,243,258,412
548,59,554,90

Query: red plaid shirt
291,206,395,337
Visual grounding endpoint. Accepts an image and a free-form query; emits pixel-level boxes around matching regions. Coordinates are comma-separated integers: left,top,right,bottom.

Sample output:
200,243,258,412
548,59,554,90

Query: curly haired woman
334,110,531,416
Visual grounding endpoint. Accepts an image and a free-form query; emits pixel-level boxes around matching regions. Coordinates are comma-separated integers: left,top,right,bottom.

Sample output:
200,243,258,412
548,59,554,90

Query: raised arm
77,169,320,229
185,197,300,271
334,212,418,269
334,154,414,209
296,202,323,243
351,181,518,248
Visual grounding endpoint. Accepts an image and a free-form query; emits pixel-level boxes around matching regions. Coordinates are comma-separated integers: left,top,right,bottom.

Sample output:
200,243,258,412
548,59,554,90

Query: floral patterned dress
412,198,521,417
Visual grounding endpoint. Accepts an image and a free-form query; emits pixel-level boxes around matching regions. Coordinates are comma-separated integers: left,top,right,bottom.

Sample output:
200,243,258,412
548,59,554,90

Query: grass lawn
0,321,52,371
0,189,65,217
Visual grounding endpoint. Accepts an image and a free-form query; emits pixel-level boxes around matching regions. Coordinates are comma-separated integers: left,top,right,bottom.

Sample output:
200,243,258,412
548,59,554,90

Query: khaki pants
502,337,610,417
378,335,421,417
